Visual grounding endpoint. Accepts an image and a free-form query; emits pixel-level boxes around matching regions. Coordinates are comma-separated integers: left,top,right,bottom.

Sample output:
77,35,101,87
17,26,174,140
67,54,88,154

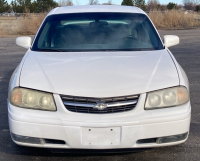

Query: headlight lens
10,88,56,111
145,86,189,110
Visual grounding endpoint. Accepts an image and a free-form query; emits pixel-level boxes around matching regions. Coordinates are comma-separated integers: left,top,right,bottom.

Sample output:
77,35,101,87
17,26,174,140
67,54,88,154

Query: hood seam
166,49,180,85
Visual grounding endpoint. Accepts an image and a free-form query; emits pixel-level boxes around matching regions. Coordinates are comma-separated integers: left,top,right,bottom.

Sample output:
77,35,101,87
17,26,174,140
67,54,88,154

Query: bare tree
159,4,167,11
183,0,200,10
146,0,160,11
102,0,113,5
59,0,73,6
89,0,99,5
108,0,113,5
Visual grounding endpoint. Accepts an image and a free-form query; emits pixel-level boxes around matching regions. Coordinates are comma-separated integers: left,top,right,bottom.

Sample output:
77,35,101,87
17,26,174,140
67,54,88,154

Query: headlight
10,87,56,111
145,86,189,110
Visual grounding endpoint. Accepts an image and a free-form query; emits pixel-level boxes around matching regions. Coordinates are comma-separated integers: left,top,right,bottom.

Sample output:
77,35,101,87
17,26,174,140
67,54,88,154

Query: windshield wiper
39,49,64,52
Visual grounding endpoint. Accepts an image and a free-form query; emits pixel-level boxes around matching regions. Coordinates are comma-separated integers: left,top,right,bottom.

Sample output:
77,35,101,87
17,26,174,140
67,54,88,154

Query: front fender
167,49,189,90
8,51,30,98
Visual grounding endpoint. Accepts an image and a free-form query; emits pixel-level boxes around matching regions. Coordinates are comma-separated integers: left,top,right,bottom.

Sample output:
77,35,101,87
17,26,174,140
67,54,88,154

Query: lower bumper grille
61,95,139,114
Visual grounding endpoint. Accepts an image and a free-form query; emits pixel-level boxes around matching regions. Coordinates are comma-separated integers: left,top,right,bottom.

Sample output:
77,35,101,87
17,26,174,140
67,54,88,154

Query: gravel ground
0,29,200,161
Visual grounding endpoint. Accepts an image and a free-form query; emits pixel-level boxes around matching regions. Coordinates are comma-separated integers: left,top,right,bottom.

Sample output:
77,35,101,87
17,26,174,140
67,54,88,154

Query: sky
6,0,183,5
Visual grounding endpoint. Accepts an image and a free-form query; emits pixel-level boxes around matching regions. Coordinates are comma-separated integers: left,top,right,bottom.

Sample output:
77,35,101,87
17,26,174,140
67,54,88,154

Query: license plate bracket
82,127,121,146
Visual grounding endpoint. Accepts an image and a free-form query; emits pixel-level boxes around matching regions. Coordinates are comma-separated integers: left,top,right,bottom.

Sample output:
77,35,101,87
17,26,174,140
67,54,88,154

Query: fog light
11,133,42,144
157,132,188,144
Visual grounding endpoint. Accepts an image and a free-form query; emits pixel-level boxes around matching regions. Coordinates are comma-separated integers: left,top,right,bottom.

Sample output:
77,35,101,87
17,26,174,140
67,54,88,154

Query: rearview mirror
163,35,179,48
16,37,32,49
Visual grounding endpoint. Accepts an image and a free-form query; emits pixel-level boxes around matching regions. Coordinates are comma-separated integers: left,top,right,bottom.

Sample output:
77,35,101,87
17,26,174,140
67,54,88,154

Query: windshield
32,13,164,52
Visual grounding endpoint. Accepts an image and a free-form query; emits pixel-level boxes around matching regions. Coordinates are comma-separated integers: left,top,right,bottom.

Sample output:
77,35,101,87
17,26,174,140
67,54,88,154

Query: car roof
48,5,146,16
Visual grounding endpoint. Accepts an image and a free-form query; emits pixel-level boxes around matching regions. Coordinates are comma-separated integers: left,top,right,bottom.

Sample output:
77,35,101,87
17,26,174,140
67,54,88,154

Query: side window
50,25,63,47
143,21,159,47
38,22,51,48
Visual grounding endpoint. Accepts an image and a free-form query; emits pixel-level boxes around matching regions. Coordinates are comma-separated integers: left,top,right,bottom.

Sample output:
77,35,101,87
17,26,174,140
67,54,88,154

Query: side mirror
163,35,179,48
16,36,32,49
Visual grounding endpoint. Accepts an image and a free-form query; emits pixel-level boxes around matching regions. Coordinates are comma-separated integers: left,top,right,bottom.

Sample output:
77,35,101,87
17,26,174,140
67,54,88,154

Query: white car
8,5,191,150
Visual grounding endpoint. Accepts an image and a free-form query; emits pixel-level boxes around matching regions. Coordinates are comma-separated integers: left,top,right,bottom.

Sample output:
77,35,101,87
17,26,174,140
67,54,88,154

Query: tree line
0,0,112,13
0,0,58,13
0,0,200,13
121,0,200,11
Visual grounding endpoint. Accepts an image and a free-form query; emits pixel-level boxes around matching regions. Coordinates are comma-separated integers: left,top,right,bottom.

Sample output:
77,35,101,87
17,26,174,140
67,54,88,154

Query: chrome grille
61,95,139,114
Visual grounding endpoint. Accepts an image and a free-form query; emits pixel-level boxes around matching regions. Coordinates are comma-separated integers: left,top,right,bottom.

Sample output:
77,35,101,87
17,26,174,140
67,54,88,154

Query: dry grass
149,10,200,29
0,10,200,37
19,14,46,35
0,26,6,37
0,14,46,36
0,16,18,20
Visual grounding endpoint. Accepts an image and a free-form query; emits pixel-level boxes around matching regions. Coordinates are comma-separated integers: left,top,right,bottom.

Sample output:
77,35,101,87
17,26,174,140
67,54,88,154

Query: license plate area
82,127,121,146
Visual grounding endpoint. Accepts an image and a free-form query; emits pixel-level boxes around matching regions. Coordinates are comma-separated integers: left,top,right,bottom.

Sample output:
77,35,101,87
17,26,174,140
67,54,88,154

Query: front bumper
8,93,191,149
9,116,190,149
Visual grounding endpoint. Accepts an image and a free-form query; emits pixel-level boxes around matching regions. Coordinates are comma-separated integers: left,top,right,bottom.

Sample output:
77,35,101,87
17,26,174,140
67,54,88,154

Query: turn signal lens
145,86,189,110
10,88,56,111
178,87,189,104
10,88,22,105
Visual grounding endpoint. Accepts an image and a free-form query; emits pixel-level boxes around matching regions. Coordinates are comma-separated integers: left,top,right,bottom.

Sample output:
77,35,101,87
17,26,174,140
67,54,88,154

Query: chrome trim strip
107,100,137,107
61,95,139,100
63,100,137,108
63,102,94,107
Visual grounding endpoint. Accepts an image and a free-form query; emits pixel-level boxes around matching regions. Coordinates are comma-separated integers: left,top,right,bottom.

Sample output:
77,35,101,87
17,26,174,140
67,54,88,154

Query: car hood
20,50,179,97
